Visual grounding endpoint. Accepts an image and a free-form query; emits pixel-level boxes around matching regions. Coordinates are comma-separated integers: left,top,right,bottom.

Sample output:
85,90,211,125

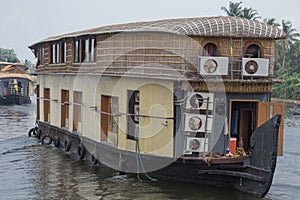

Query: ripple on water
0,104,300,200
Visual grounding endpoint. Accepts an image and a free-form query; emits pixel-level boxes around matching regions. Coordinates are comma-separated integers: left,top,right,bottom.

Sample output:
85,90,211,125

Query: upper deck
29,16,285,88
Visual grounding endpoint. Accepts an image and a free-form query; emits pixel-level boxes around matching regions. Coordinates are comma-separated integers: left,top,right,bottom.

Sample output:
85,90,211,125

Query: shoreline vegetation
272,98,300,105
222,1,300,101
1,1,299,100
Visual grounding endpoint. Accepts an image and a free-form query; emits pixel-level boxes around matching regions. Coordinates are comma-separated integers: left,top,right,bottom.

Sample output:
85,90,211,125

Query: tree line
1,2,299,99
221,1,300,100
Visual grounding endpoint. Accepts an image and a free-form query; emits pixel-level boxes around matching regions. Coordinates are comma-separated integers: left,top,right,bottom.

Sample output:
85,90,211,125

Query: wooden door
257,102,285,156
43,88,50,122
101,95,111,141
239,109,251,151
272,103,284,156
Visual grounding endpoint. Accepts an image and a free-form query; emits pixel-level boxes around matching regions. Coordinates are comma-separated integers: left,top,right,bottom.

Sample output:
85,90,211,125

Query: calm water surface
0,101,299,200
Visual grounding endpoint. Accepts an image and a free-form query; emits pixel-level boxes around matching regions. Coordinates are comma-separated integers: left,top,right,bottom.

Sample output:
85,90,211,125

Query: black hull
0,95,31,105
33,115,281,198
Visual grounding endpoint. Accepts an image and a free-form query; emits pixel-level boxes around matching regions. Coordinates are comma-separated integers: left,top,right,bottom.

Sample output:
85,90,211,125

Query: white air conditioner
242,58,269,76
184,137,208,153
199,56,228,76
186,92,214,110
184,113,212,132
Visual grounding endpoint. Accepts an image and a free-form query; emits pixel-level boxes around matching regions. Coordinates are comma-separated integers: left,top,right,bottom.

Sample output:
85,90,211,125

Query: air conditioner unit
199,56,228,76
242,58,269,76
184,137,208,153
184,113,212,132
186,92,214,110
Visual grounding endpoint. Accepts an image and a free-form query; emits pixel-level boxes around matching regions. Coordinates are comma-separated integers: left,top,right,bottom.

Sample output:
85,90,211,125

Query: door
101,95,110,141
230,100,258,152
43,88,50,122
257,102,284,156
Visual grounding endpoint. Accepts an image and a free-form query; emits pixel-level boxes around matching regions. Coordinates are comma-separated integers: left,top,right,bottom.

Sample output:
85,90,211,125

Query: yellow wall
37,74,174,157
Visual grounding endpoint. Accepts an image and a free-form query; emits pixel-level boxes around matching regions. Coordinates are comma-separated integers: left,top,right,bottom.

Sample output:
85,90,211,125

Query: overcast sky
1,0,299,63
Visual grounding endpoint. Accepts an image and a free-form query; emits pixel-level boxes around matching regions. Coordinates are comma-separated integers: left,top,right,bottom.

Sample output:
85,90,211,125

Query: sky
1,0,299,63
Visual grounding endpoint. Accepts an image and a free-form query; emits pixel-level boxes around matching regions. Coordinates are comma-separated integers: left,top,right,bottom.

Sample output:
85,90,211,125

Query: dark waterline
0,103,299,200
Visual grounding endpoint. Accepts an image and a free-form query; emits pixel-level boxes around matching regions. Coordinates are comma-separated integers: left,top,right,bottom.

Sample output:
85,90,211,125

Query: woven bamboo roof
30,16,285,47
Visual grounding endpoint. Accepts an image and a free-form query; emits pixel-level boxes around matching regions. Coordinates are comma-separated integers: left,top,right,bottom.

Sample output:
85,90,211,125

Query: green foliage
221,1,260,20
272,73,300,99
222,1,300,100
0,47,20,62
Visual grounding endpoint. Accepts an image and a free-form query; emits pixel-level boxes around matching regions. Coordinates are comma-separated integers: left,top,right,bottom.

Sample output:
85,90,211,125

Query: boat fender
64,139,71,152
91,153,98,165
41,135,53,145
77,143,85,159
53,136,60,148
28,127,37,137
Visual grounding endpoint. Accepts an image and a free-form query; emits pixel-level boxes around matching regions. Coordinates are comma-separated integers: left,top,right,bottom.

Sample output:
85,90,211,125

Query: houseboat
29,16,285,197
0,62,34,105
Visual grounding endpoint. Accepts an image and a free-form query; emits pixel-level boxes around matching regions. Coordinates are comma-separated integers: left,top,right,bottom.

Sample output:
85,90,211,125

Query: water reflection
0,103,299,200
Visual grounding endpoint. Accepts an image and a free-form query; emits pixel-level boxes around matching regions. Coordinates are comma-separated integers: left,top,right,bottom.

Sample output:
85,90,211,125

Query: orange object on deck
230,138,237,154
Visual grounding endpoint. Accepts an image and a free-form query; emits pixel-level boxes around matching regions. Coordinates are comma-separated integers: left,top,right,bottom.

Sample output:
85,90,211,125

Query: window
61,90,69,128
245,44,261,58
51,42,66,64
90,38,96,62
74,40,80,63
43,88,50,122
101,95,119,141
73,37,97,63
203,43,218,56
127,90,139,141
61,42,66,63
36,85,40,120
73,91,82,132
36,47,44,66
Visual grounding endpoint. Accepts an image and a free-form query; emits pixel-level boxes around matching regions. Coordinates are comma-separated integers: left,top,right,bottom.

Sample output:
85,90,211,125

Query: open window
245,44,262,58
203,43,218,56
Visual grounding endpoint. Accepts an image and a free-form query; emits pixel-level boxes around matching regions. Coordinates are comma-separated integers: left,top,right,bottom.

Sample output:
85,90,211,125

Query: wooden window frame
43,88,50,122
73,91,82,132
61,89,69,128
36,85,40,120
73,37,97,64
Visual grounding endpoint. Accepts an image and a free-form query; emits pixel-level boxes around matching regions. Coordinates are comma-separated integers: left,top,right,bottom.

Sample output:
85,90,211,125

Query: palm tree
263,18,280,27
241,7,261,20
280,20,300,50
221,1,243,17
278,20,300,70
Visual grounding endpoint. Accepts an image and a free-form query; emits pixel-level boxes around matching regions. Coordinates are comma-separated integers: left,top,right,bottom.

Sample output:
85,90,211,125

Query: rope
135,128,158,182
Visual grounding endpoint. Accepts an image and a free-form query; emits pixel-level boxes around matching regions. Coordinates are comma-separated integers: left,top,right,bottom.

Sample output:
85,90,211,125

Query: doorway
230,100,258,151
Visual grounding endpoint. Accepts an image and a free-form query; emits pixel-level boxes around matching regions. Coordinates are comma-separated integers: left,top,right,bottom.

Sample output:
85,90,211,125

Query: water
0,102,299,200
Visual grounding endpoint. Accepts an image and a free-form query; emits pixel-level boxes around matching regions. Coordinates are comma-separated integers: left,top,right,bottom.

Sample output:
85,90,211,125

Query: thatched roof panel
30,16,285,47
